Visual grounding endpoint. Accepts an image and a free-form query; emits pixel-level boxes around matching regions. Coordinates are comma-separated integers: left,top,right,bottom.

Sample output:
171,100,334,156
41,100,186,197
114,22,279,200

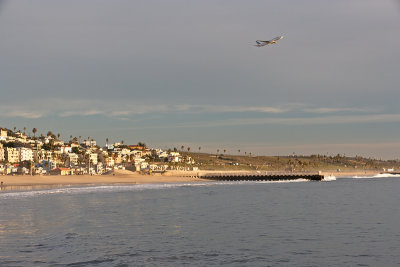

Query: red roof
52,168,71,171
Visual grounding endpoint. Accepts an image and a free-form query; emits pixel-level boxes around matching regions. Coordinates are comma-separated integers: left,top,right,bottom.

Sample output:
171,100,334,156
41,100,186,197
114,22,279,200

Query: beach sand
0,170,205,186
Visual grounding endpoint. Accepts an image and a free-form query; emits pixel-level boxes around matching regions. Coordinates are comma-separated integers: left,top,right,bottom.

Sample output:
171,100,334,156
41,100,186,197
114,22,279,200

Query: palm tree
23,127,26,135
187,147,190,152
223,149,226,155
238,149,240,154
137,142,146,149
181,145,185,152
13,126,16,133
121,140,124,145
106,138,109,146
197,147,202,164
57,133,61,140
32,128,37,138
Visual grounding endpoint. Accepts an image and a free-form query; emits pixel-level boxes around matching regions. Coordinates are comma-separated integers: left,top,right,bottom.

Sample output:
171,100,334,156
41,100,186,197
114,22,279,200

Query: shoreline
0,170,383,192
0,170,208,192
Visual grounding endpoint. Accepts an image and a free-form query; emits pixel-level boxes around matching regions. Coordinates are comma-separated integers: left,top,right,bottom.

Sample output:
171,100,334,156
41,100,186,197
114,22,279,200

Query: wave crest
0,180,311,199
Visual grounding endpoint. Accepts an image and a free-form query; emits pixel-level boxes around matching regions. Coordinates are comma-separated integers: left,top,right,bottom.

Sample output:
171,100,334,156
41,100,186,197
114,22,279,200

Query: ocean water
1,177,400,266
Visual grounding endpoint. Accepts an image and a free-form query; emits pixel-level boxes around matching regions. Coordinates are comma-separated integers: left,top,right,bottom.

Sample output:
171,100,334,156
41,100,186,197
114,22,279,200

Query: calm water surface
1,178,400,266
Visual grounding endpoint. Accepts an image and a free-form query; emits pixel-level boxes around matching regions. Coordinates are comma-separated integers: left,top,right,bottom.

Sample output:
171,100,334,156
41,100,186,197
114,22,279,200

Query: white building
60,146,72,154
131,150,143,158
168,152,183,163
84,140,97,147
67,153,79,166
5,147,19,163
18,147,33,162
38,150,53,162
88,153,98,165
105,144,114,150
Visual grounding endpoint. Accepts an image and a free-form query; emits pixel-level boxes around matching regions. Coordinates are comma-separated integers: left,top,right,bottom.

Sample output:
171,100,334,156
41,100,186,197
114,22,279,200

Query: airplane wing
256,40,270,45
271,36,283,41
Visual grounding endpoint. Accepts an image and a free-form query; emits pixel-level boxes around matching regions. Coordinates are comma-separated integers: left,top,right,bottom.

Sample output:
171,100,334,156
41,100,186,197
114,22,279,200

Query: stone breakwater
200,171,324,181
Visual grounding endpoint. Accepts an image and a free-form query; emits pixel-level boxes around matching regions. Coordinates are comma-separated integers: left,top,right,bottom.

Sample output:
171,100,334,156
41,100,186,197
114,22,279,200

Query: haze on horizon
0,0,399,159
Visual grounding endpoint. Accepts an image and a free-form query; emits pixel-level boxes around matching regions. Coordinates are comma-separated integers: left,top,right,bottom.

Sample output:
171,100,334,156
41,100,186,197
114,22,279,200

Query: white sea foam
323,175,336,181
351,173,400,179
255,179,309,183
0,183,206,199
0,180,312,199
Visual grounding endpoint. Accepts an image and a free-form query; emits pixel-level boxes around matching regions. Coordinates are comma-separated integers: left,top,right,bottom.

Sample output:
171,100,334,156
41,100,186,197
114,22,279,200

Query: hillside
177,152,400,172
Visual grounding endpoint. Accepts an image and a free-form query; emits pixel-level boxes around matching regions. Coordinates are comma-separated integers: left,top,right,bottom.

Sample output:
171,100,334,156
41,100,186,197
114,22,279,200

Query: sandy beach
0,170,207,190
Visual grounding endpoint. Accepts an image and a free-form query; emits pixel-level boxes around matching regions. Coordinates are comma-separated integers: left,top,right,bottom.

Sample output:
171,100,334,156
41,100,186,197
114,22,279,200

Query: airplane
254,36,284,47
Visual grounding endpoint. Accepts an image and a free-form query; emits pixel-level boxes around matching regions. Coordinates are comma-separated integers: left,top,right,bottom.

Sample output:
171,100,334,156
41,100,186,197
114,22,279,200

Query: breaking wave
323,175,336,181
0,180,310,199
352,173,400,179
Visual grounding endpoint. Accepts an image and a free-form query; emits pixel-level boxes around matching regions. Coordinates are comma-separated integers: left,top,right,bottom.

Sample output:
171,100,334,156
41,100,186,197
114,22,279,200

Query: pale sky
1,0,400,158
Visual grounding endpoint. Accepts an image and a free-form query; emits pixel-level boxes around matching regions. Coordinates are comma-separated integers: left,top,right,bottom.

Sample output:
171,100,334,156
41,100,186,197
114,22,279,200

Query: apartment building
88,153,98,165
18,147,33,162
0,147,4,162
5,147,19,163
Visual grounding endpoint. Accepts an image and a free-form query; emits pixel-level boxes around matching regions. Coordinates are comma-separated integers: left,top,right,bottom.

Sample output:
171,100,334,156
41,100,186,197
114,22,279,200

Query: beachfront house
95,162,104,174
50,167,74,175
149,164,167,172
33,165,46,175
133,158,147,171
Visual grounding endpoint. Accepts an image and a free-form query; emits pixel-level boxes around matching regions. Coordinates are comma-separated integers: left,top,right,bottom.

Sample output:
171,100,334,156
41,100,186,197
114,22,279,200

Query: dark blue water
1,178,400,266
